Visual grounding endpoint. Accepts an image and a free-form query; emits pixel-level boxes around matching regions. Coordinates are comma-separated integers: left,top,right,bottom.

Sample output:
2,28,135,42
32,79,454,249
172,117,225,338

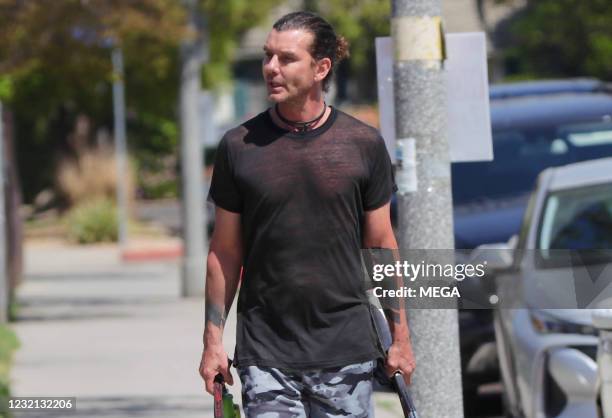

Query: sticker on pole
396,137,417,194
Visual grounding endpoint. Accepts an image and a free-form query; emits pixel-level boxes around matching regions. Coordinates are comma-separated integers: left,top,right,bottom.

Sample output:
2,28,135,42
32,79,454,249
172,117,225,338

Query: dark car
453,79,612,249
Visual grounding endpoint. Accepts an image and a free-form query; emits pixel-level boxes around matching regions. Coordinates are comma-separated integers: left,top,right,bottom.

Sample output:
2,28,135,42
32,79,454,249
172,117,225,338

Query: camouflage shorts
238,360,375,418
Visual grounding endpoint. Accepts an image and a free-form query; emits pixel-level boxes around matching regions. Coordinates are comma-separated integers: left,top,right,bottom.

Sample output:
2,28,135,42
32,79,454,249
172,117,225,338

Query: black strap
368,303,420,418
275,102,327,132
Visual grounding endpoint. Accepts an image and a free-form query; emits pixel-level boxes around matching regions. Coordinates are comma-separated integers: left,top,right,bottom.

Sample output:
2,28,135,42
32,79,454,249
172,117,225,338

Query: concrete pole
180,0,206,297
391,1,464,417
112,47,129,250
0,102,7,323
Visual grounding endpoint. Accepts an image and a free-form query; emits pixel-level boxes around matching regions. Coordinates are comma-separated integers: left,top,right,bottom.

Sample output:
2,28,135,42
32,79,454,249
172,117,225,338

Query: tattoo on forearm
206,301,226,329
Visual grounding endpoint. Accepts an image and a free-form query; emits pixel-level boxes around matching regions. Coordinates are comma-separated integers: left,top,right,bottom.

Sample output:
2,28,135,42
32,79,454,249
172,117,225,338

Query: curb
121,245,183,262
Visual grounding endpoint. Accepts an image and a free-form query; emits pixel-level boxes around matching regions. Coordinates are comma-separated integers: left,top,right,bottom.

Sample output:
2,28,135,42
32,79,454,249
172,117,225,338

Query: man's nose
264,55,279,75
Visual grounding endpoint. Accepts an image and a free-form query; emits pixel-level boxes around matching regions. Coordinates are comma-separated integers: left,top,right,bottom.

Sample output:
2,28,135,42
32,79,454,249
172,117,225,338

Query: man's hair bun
335,35,350,63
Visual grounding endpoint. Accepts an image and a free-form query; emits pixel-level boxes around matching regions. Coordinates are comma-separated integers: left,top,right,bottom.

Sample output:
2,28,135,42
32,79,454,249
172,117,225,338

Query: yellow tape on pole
392,16,444,61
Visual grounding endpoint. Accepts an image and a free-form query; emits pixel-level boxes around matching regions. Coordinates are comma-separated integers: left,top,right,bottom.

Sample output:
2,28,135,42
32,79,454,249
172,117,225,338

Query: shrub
66,198,118,244
0,325,19,418
56,144,135,209
135,153,179,200
139,179,178,200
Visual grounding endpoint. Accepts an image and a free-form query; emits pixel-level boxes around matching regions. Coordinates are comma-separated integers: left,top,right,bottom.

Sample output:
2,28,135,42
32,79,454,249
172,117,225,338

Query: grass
0,325,19,418
25,205,169,244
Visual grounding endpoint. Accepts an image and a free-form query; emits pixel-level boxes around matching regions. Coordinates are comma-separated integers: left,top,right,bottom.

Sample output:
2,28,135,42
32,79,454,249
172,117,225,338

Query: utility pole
180,0,207,297
391,1,464,417
112,47,129,250
0,102,7,323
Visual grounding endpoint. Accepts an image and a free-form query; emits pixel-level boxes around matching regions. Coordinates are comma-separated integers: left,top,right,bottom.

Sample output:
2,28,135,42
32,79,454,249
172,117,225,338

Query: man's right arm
199,206,243,395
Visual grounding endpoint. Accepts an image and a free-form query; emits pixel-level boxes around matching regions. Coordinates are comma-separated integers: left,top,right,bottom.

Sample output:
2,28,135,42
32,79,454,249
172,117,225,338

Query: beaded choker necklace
274,102,327,133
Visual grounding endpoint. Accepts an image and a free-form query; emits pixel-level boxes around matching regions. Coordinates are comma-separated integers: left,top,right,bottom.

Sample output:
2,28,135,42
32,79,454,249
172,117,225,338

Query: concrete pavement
9,241,404,417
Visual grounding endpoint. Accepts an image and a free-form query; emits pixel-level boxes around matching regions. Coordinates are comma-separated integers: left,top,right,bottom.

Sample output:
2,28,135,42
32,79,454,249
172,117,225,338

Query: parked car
486,157,612,418
454,79,612,416
453,78,612,250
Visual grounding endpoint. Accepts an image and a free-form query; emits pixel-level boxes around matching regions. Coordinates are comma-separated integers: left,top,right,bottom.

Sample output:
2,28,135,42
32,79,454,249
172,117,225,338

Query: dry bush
56,144,135,210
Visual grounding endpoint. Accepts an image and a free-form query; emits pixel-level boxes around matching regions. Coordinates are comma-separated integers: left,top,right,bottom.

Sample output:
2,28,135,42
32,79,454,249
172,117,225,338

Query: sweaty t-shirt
208,107,396,370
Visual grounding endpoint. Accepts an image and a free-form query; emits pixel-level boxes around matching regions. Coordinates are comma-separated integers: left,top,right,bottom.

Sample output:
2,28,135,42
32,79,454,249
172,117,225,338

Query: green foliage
311,0,390,100
0,325,19,418
0,1,186,202
200,0,283,88
134,152,179,199
0,0,282,202
67,198,118,244
8,299,18,323
139,179,179,200
318,0,389,68
504,0,612,80
0,74,13,101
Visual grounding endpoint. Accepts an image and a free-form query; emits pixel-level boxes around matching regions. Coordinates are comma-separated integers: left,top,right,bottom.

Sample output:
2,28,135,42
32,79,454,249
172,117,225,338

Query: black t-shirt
208,107,396,370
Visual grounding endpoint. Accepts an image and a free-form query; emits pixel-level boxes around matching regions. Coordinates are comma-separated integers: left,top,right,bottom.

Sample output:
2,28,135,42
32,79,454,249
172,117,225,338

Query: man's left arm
362,202,416,384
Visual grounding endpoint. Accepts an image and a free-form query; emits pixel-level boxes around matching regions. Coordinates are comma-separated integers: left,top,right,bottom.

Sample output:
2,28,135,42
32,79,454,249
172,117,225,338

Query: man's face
262,29,323,103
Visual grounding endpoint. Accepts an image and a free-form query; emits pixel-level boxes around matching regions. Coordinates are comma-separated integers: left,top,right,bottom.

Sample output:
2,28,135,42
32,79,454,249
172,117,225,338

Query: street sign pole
180,0,206,297
112,47,129,250
391,0,464,416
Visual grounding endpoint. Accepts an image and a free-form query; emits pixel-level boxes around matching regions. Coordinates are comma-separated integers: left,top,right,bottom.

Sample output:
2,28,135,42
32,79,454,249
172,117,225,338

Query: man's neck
276,96,325,122
271,91,331,132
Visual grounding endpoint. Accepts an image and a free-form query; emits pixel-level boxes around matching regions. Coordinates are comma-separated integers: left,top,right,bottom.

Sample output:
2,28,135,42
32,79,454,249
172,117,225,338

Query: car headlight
529,310,598,336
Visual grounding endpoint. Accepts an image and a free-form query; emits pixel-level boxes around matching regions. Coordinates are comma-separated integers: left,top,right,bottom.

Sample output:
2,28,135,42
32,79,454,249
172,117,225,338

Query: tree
314,0,390,102
487,0,612,81
0,0,282,202
200,0,283,88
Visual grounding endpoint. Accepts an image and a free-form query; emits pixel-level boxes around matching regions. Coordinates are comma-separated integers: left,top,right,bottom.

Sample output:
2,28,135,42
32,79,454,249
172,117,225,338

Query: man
199,11,415,417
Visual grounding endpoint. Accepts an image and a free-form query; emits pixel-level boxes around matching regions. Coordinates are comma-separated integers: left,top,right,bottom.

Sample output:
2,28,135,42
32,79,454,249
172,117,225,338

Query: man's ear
314,57,332,82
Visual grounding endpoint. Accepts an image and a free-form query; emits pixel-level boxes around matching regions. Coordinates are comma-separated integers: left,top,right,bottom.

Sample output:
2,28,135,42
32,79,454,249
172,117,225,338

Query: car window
538,183,612,250
452,121,612,206
560,122,612,163
452,130,569,205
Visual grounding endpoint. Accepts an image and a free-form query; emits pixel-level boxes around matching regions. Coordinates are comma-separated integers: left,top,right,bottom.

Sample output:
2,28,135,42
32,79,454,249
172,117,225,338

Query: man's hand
385,338,416,385
199,344,234,395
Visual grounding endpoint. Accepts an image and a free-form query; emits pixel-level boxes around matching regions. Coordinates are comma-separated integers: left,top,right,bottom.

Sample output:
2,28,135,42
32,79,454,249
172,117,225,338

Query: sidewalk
10,241,403,417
